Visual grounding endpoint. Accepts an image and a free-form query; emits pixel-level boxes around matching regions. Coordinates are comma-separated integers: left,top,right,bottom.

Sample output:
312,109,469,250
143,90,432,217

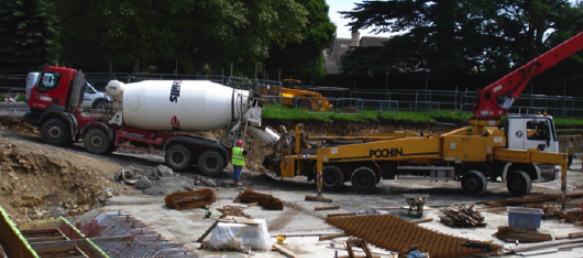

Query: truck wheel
351,167,377,194
507,170,532,197
41,119,70,146
198,150,225,177
322,165,344,191
461,170,487,197
298,101,314,111
92,99,107,110
83,130,110,155
165,144,192,171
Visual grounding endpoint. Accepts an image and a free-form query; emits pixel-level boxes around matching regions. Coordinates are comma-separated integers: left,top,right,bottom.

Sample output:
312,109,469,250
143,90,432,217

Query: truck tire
351,167,377,194
41,119,70,146
92,99,107,110
461,170,487,197
198,150,225,177
83,129,110,155
322,165,344,191
298,101,315,111
165,144,192,171
507,170,532,197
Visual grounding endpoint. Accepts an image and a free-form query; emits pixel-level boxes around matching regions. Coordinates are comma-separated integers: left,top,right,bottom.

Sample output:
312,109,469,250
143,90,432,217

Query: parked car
26,72,111,109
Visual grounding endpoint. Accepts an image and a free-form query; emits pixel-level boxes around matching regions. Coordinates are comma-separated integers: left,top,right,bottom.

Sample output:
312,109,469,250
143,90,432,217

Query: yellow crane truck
260,31,583,198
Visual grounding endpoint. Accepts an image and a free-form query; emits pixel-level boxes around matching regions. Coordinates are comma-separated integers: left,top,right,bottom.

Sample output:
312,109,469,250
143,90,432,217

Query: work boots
234,179,242,186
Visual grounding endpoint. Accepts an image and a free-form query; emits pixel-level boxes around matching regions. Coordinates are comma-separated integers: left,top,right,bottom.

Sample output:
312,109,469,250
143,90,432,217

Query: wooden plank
315,206,340,211
410,218,433,224
273,243,298,258
196,221,219,242
327,212,356,218
319,233,349,241
26,236,67,242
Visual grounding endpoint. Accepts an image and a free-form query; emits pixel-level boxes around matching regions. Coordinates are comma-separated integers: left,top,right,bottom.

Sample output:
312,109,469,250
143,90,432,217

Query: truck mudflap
163,136,231,164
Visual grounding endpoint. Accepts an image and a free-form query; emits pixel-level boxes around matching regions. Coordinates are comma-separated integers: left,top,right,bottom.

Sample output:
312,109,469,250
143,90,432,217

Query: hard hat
236,140,243,146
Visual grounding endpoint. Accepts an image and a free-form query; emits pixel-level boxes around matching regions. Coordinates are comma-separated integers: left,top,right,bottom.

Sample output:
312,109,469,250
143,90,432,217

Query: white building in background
323,31,391,74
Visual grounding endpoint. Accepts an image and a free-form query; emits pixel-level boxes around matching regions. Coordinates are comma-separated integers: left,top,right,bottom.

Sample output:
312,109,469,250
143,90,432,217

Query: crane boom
472,31,583,120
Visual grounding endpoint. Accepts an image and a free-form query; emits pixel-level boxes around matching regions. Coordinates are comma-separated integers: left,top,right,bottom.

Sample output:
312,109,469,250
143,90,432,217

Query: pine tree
0,0,58,74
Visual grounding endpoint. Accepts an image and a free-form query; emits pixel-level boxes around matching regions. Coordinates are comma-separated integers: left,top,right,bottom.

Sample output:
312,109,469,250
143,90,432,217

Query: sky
327,0,391,39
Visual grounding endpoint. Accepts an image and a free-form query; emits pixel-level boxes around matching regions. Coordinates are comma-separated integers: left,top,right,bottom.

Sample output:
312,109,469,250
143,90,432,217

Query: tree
264,0,336,83
0,0,58,74
53,0,308,74
339,0,583,78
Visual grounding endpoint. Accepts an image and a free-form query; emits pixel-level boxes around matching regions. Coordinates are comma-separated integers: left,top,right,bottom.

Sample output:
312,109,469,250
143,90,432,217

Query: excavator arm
472,31,583,119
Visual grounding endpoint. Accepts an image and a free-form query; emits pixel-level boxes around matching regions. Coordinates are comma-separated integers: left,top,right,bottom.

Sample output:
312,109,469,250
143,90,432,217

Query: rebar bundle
237,187,283,210
164,188,217,210
326,214,500,258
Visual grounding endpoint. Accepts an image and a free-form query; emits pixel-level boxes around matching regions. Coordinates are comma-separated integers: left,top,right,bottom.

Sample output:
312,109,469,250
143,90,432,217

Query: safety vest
232,147,245,166
568,143,575,155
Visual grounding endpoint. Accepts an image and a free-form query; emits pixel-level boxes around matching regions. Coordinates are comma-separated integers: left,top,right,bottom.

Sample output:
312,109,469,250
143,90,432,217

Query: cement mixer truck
24,66,262,177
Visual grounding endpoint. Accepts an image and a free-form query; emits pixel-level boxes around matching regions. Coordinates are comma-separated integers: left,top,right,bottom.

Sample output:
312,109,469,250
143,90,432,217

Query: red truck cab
24,66,89,146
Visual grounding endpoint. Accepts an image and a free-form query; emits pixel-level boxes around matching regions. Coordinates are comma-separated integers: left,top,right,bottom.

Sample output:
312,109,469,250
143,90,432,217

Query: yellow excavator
259,78,333,111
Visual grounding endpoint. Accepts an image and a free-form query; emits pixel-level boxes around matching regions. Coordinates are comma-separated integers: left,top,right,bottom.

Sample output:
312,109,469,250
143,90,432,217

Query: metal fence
2,71,583,118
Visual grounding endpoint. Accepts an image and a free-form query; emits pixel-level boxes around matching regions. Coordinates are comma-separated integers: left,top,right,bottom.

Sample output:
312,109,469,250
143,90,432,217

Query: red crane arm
472,31,583,120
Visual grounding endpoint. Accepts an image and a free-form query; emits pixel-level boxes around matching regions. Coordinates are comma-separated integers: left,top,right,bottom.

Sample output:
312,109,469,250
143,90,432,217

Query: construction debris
439,205,485,227
555,210,583,224
237,187,283,210
484,191,583,207
556,231,583,240
493,226,551,242
217,205,252,219
527,204,561,219
164,188,217,210
326,214,501,258
305,195,333,203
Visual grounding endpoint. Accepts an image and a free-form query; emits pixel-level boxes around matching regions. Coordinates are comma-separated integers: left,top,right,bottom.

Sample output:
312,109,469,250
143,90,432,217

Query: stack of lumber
439,205,486,227
164,188,217,210
237,187,283,210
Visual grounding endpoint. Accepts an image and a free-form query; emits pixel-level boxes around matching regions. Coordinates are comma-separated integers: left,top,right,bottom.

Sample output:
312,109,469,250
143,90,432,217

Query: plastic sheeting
208,219,272,252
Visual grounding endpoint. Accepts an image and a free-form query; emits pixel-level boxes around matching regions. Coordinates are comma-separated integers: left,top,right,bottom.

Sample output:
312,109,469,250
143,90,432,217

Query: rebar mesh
326,214,500,258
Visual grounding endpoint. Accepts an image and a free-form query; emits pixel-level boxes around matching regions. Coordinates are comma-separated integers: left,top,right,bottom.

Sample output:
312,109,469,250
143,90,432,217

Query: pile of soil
0,137,136,224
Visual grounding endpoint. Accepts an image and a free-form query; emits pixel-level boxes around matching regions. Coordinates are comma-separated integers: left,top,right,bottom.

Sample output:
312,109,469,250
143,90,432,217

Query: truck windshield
40,72,61,90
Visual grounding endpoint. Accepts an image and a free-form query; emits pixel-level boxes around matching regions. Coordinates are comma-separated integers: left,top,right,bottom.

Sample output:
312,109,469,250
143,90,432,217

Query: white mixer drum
121,80,249,131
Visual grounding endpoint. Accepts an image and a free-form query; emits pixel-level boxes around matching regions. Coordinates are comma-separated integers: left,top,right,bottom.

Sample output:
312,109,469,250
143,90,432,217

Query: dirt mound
0,137,137,225
0,114,37,136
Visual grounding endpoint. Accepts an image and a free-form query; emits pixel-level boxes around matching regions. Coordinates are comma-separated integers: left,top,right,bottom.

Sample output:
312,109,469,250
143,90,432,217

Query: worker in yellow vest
567,137,575,169
232,140,248,186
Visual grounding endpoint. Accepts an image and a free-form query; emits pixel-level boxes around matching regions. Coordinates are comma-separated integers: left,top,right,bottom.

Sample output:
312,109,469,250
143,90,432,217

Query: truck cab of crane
505,114,558,153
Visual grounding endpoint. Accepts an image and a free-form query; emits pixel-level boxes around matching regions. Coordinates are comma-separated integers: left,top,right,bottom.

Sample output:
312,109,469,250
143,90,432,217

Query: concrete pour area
68,160,583,258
